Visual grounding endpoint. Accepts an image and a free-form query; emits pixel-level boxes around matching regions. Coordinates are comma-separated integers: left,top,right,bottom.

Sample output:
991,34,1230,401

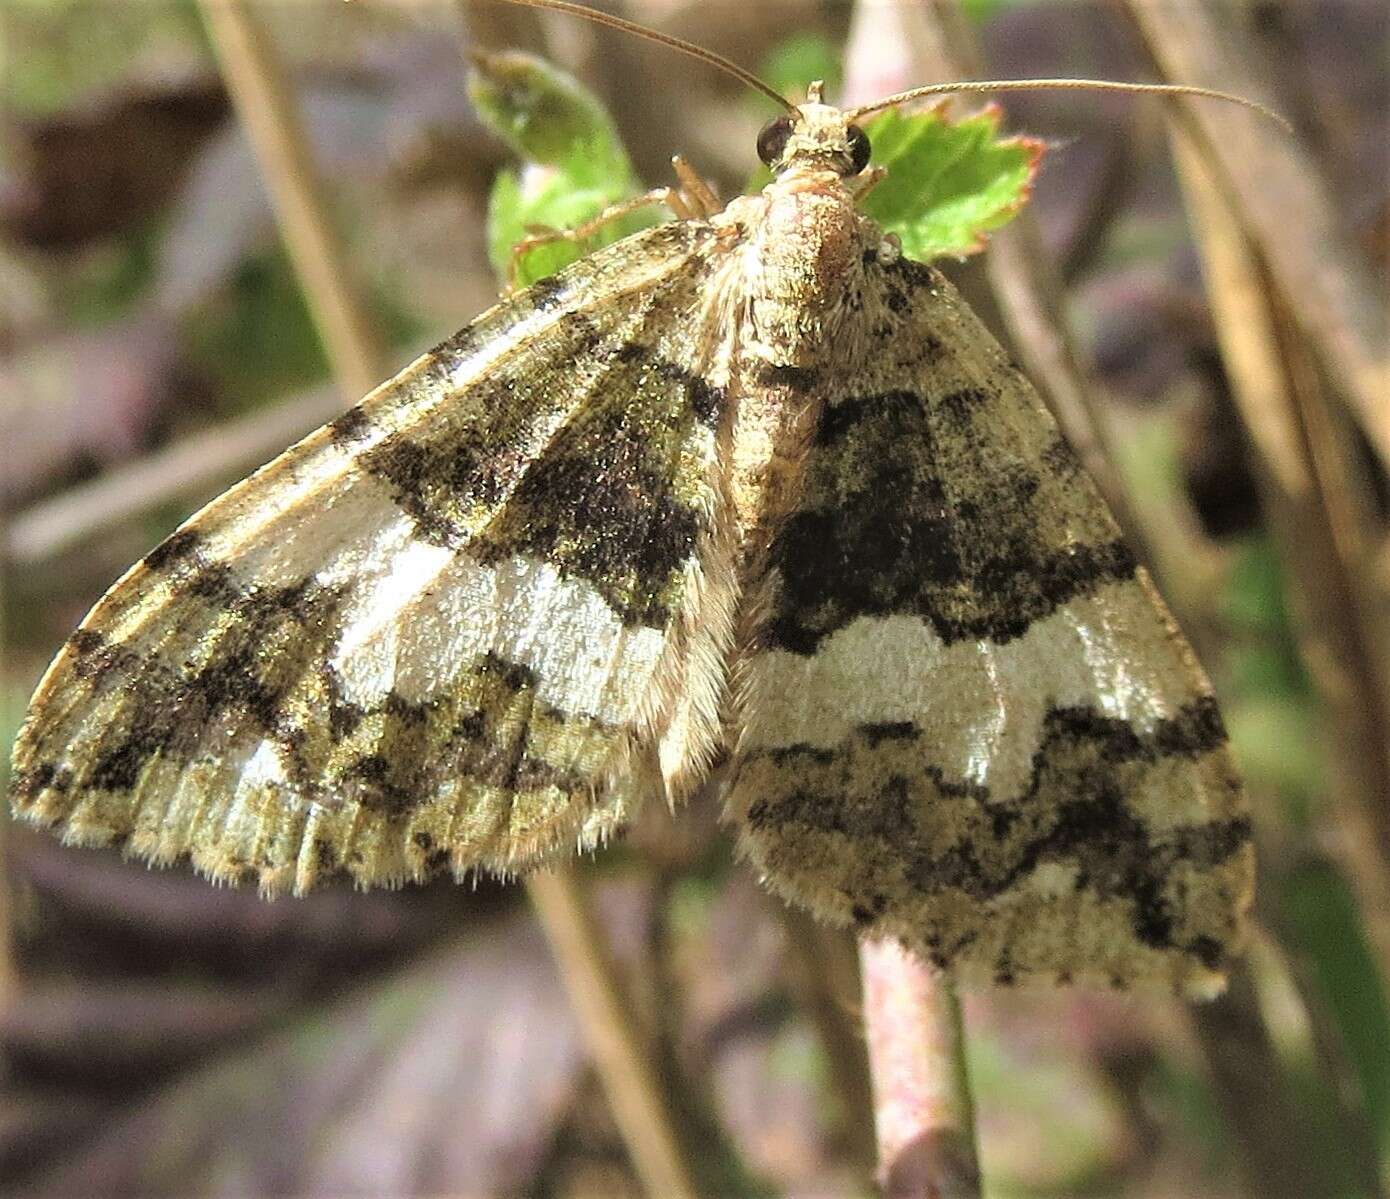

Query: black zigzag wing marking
730,257,1252,994
737,702,1251,987
12,220,729,896
764,257,1137,656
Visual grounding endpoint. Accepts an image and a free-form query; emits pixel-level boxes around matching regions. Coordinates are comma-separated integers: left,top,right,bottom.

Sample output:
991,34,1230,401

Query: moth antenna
494,0,797,114
845,78,1292,134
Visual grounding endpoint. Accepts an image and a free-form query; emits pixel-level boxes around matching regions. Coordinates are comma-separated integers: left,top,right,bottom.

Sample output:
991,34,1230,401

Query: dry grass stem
1170,128,1390,987
525,870,701,1199
196,0,387,399
859,938,981,1199
1123,0,1390,473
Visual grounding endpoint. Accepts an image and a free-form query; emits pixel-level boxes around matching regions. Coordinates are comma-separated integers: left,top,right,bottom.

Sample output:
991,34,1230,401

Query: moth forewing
12,220,727,895
11,62,1251,992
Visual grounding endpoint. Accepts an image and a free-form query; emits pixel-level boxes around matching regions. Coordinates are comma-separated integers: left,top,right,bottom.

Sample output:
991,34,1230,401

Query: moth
10,5,1256,996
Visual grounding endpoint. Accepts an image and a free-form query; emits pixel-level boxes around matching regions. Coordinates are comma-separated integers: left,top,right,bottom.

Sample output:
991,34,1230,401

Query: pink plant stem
859,937,982,1199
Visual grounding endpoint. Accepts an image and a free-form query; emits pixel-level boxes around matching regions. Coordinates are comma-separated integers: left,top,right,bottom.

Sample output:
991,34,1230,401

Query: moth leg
670,155,721,217
506,183,701,289
848,164,888,203
507,161,722,289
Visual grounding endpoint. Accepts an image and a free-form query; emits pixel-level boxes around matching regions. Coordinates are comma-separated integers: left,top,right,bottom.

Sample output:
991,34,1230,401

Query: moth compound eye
846,124,872,174
757,115,795,167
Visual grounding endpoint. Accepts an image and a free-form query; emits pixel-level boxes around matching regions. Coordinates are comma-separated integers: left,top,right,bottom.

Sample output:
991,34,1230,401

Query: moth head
756,82,872,179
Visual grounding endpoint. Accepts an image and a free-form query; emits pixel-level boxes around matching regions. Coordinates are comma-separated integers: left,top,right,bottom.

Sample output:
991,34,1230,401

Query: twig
525,870,701,1199
197,0,386,399
859,938,981,1199
194,5,704,1194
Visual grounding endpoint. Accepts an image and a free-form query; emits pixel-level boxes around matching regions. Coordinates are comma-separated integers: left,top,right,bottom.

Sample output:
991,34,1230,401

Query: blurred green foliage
182,247,419,418
1223,538,1322,811
469,51,659,288
183,249,328,409
0,0,206,117
1283,858,1390,1156
959,0,1030,24
59,226,160,328
759,31,842,102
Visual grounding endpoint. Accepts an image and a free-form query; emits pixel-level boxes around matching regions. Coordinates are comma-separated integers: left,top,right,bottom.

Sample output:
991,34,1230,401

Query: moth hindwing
11,86,1251,996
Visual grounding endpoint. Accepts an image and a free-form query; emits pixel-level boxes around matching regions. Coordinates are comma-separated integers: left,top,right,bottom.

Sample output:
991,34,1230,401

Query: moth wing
13,221,728,895
728,257,1253,996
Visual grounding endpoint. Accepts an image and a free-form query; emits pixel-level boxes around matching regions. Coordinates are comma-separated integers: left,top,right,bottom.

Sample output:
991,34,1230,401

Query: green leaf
467,49,631,187
485,166,609,289
470,50,658,288
859,103,1042,261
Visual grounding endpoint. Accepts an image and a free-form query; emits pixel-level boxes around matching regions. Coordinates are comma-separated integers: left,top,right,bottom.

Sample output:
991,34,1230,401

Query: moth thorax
745,175,871,367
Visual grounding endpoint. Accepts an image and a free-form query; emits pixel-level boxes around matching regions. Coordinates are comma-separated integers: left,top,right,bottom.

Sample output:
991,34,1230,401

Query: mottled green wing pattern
728,257,1253,997
12,220,726,895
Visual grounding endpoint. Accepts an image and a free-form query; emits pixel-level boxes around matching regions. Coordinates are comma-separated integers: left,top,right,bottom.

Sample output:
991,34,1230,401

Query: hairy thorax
736,167,878,370
707,169,889,598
